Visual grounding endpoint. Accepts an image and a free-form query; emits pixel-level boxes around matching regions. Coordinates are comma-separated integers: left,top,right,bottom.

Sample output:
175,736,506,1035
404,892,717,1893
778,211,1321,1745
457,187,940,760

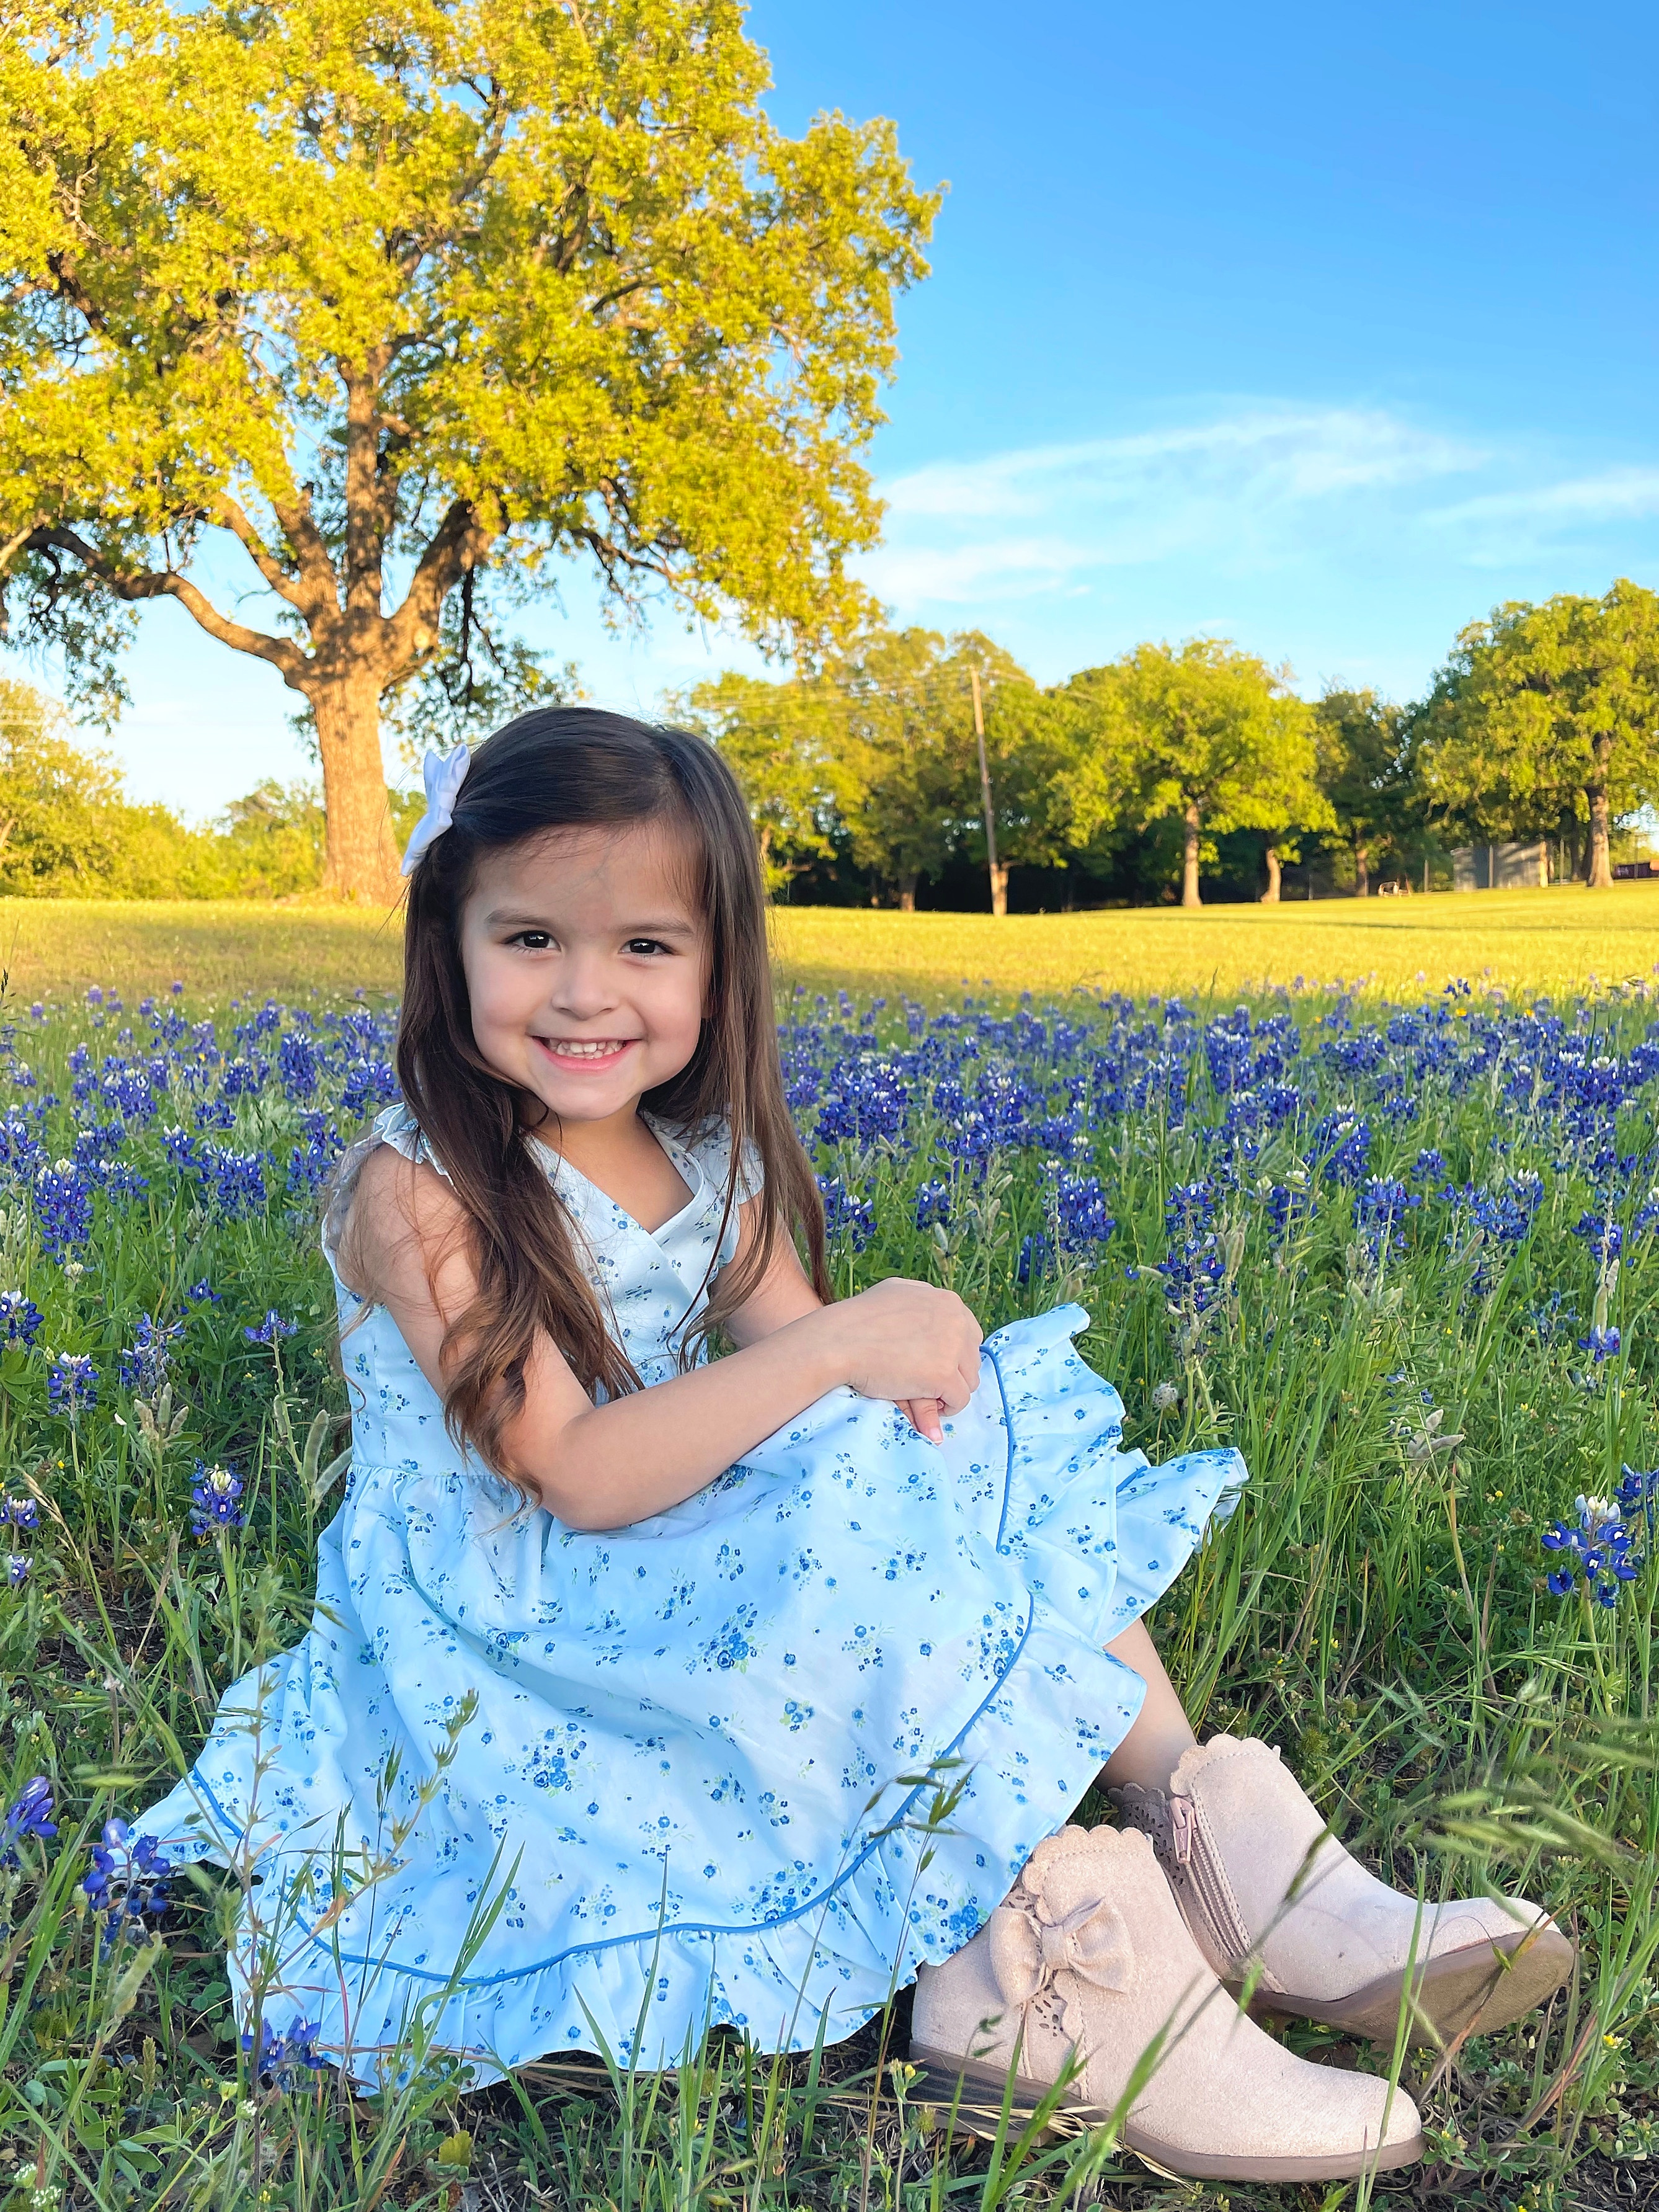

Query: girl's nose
548,951,620,1020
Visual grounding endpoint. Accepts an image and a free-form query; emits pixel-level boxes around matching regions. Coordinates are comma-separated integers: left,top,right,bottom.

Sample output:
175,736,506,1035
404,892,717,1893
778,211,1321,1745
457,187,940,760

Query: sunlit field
8,884,1659,1010
2,961,1657,2206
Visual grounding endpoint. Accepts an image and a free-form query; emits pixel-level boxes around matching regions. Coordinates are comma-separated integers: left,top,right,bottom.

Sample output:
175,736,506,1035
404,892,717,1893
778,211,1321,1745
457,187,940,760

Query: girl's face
459,821,711,1129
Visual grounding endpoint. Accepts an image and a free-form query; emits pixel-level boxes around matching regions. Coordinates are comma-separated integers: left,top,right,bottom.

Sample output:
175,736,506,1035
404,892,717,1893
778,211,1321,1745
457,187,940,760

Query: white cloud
867,406,1487,609
1430,467,1659,527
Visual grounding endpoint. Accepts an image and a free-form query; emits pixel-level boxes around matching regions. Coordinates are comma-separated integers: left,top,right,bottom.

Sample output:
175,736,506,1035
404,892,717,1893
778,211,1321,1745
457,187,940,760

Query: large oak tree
0,0,936,896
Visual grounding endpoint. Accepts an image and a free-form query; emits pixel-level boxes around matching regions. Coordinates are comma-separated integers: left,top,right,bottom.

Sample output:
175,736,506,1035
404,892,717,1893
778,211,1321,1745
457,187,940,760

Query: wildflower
46,1352,99,1419
0,1291,43,1347
0,1775,58,1866
1578,1326,1622,1363
190,1462,245,1536
1572,1212,1624,1265
1150,1381,1181,1413
32,1161,94,1260
914,1179,951,1230
1356,1176,1421,1259
187,1279,221,1303
244,1309,298,1345
1054,1171,1116,1250
118,1313,185,1393
6,1555,27,1587
81,1818,172,1945
1017,1232,1052,1284
816,1175,875,1251
241,2014,327,2089
2,1496,40,1530
1542,1494,1642,1605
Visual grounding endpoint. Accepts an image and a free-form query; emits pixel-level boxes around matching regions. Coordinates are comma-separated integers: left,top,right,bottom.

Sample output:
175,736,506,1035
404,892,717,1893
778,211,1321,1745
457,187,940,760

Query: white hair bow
400,746,472,876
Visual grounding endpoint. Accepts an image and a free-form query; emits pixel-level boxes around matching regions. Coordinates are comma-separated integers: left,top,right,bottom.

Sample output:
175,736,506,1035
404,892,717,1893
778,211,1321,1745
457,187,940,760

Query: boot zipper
1170,1793,1256,1977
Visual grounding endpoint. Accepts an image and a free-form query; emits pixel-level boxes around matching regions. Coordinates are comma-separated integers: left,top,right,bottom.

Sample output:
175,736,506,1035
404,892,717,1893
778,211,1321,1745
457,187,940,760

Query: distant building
1451,841,1548,891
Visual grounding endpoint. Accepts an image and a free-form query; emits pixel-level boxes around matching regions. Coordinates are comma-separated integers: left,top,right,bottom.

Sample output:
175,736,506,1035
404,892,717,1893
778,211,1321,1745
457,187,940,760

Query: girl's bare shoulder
337,1139,471,1300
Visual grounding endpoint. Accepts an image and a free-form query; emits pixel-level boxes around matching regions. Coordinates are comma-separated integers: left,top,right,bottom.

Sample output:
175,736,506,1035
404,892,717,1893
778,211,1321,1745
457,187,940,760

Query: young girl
132,711,1571,2179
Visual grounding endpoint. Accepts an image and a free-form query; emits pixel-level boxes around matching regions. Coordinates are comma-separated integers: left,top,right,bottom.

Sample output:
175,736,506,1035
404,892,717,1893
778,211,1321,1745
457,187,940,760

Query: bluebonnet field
1,971,1658,2209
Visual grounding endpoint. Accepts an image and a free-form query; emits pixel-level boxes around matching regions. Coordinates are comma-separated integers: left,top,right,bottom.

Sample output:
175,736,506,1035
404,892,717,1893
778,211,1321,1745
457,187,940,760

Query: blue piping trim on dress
173,1339,1036,1994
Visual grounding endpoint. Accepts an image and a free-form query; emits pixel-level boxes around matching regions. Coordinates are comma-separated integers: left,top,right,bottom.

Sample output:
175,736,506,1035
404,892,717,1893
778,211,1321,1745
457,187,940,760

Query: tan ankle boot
1110,1737,1575,2048
909,1822,1422,2182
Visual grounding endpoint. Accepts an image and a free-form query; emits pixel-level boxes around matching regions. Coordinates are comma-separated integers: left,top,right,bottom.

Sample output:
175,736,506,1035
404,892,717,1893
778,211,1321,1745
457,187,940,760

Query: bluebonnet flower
200,1144,269,1218
817,1175,875,1251
1307,1112,1372,1184
1055,1171,1116,1249
914,1179,951,1230
33,1161,94,1259
118,1313,185,1393
81,1818,172,1946
1412,1148,1446,1183
1543,1494,1642,1605
244,1309,298,1345
2,1496,40,1531
187,1278,221,1303
6,1554,28,1587
47,1352,99,1419
0,1775,57,1866
241,2014,328,2089
277,1030,321,1102
1018,1232,1052,1284
1578,1326,1622,1363
1572,1212,1624,1266
190,1462,245,1536
1356,1176,1421,1259
0,1291,43,1346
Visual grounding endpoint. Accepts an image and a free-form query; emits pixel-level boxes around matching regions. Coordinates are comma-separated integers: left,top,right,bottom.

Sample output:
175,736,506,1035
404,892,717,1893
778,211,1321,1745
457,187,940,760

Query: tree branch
381,497,493,677
24,526,310,684
210,494,316,615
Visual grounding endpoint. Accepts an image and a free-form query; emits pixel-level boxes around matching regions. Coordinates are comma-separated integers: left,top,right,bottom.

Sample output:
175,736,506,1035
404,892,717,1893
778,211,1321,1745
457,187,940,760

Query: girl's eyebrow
484,908,699,937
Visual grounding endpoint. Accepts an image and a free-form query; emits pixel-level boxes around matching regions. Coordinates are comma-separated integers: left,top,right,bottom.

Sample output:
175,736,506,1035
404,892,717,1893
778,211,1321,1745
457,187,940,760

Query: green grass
1,970,1658,2208
9,883,1659,1009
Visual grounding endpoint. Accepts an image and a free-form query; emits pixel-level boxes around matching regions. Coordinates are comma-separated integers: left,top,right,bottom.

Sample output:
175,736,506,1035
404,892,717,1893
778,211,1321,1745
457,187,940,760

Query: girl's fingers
902,1396,946,1445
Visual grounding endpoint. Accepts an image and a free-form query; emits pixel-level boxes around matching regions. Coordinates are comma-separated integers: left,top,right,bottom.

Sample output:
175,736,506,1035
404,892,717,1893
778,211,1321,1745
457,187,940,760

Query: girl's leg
1098,1618,1196,1793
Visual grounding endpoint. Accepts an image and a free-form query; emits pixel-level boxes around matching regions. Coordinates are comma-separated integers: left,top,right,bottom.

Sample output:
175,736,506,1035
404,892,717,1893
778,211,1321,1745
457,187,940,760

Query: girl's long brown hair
393,708,830,1498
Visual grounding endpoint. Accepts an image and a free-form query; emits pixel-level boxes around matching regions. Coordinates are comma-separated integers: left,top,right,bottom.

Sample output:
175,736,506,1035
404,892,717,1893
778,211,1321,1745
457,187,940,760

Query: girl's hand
821,1276,983,1445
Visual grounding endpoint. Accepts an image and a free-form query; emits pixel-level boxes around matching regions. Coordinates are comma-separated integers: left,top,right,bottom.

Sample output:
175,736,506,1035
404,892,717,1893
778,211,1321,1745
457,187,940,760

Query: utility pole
971,665,1007,917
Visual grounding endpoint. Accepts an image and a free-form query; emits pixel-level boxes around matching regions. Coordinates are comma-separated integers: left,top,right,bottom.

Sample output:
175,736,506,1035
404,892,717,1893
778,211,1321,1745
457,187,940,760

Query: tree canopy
1059,639,1325,907
1314,687,1411,896
0,0,937,895
1413,580,1659,888
683,627,1075,909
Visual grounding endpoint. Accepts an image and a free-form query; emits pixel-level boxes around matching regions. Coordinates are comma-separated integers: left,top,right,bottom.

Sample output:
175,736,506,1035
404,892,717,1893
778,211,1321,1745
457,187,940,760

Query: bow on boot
987,1873,1135,2047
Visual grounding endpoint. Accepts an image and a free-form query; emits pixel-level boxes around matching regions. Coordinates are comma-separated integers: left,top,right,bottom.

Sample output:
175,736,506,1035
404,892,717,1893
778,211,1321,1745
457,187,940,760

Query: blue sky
12,0,1659,817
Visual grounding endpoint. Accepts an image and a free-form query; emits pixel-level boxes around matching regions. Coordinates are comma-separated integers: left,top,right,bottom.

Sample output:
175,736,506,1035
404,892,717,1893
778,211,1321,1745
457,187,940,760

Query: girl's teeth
549,1040,626,1057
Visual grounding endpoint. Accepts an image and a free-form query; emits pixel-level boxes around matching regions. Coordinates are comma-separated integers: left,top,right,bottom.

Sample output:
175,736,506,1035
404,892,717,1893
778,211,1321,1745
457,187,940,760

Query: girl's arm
339,1148,981,1533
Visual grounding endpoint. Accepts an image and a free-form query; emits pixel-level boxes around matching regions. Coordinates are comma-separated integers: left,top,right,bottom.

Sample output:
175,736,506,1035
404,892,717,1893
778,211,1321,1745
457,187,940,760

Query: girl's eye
510,930,554,952
625,938,671,957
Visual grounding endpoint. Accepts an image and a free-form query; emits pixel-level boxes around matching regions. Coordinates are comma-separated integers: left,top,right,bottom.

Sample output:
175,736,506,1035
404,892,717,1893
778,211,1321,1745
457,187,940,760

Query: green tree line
6,574,1658,906
684,576,1659,908
0,677,423,899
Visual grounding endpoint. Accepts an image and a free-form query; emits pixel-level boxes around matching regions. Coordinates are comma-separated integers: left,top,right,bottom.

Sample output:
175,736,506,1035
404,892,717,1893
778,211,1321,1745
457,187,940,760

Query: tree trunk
1588,785,1614,888
989,862,1008,917
311,674,403,901
1261,845,1281,903
898,872,917,912
1181,802,1202,908
1354,841,1369,898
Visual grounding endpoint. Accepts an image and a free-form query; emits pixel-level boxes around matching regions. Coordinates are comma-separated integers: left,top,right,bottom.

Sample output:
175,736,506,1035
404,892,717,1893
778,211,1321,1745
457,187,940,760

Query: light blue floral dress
135,1104,1245,2090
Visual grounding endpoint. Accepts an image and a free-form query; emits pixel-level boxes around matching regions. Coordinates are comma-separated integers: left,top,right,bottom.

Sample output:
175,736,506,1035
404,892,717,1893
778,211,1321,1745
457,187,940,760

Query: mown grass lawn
7,883,1659,1009
1,932,1658,2209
